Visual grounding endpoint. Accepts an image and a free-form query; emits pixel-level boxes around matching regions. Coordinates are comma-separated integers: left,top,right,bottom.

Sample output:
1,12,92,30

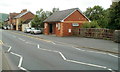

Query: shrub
82,21,100,28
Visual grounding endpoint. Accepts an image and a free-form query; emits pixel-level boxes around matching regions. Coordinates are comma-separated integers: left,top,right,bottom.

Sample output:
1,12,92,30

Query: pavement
1,29,119,71
11,30,119,54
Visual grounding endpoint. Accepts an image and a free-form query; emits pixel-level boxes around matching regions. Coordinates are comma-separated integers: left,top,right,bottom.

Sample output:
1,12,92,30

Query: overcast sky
0,0,112,14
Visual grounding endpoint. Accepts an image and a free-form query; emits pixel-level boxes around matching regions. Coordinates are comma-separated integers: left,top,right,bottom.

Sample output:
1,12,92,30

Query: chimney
21,9,27,13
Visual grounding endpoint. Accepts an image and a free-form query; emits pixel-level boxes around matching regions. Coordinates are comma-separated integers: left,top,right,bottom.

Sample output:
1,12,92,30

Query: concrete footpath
11,30,119,54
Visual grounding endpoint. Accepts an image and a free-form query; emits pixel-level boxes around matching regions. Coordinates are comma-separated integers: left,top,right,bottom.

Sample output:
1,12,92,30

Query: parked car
24,27,32,33
30,28,42,34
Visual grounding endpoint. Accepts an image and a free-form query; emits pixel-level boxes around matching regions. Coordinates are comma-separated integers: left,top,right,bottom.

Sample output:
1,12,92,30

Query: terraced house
44,8,90,37
7,9,34,31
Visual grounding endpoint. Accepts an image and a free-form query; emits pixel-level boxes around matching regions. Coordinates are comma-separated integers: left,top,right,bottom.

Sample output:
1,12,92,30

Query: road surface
1,30,119,72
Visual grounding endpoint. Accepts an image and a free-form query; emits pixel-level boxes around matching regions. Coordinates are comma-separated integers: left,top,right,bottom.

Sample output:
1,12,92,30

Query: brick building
8,13,19,30
7,9,34,30
44,8,90,37
14,9,34,31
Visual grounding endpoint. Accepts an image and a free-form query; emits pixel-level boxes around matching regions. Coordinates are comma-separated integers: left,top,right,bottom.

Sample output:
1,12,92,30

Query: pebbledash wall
44,10,89,37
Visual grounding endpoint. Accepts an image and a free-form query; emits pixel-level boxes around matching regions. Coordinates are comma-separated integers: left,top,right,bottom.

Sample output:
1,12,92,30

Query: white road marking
7,46,12,52
108,53,120,58
18,38,25,41
25,42,36,45
58,52,67,60
75,48,85,51
37,44,114,72
66,59,107,68
10,52,27,71
37,44,40,48
52,42,56,45
75,48,119,58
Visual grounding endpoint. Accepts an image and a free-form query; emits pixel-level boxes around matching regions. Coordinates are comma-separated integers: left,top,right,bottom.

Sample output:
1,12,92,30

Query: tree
107,1,120,30
31,15,41,28
31,8,59,28
52,8,59,13
82,21,100,28
84,5,107,28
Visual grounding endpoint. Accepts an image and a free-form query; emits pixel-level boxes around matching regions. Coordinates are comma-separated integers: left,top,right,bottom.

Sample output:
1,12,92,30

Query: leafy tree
31,8,59,28
107,1,120,30
82,21,100,28
84,5,107,28
52,8,59,13
31,15,41,28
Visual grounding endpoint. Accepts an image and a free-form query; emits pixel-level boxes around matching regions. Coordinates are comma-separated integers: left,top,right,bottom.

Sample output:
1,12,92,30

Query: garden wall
72,28,120,42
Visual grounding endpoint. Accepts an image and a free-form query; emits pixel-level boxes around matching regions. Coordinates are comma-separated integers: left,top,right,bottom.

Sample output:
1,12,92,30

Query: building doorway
49,24,53,34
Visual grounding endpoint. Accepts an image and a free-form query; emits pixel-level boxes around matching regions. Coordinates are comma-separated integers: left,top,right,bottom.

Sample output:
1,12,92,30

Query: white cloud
0,0,112,14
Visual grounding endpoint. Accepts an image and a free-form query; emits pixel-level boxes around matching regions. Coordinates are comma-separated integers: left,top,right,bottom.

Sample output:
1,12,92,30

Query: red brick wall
21,12,34,21
44,23,49,35
44,10,89,37
64,10,88,21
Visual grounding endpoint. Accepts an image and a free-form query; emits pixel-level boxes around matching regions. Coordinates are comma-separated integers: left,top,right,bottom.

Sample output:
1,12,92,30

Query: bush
81,22,91,28
82,21,100,28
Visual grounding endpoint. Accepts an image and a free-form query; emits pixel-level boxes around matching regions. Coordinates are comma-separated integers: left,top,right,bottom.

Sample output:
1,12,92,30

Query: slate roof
14,11,30,18
44,8,90,22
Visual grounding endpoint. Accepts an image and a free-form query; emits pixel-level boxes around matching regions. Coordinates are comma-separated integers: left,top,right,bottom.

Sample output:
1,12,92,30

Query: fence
72,28,114,40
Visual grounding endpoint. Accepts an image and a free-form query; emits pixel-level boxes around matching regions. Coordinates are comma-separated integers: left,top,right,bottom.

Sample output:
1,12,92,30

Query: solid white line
10,52,27,71
37,45,115,71
20,67,27,71
10,52,23,67
66,59,107,69
7,46,12,52
58,52,67,60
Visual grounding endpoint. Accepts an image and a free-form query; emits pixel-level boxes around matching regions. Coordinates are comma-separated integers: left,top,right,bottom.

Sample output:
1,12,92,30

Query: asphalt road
1,30,119,71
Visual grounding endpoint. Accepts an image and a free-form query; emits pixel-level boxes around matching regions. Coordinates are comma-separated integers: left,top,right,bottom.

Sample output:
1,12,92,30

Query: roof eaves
77,9,91,22
14,11,30,19
62,8,91,22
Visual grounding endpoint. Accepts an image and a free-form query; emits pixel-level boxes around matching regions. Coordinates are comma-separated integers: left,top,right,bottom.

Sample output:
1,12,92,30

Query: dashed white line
25,42,36,45
18,38,25,41
52,42,56,45
75,48,119,58
37,44,40,48
108,53,119,58
37,44,114,72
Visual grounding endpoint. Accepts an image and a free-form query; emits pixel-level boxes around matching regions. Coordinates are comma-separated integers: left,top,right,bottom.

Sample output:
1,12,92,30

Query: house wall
22,24,29,32
15,12,34,31
64,10,88,21
44,10,89,37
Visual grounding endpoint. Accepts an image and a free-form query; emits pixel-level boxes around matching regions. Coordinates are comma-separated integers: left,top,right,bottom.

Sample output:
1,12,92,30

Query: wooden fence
72,28,114,40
